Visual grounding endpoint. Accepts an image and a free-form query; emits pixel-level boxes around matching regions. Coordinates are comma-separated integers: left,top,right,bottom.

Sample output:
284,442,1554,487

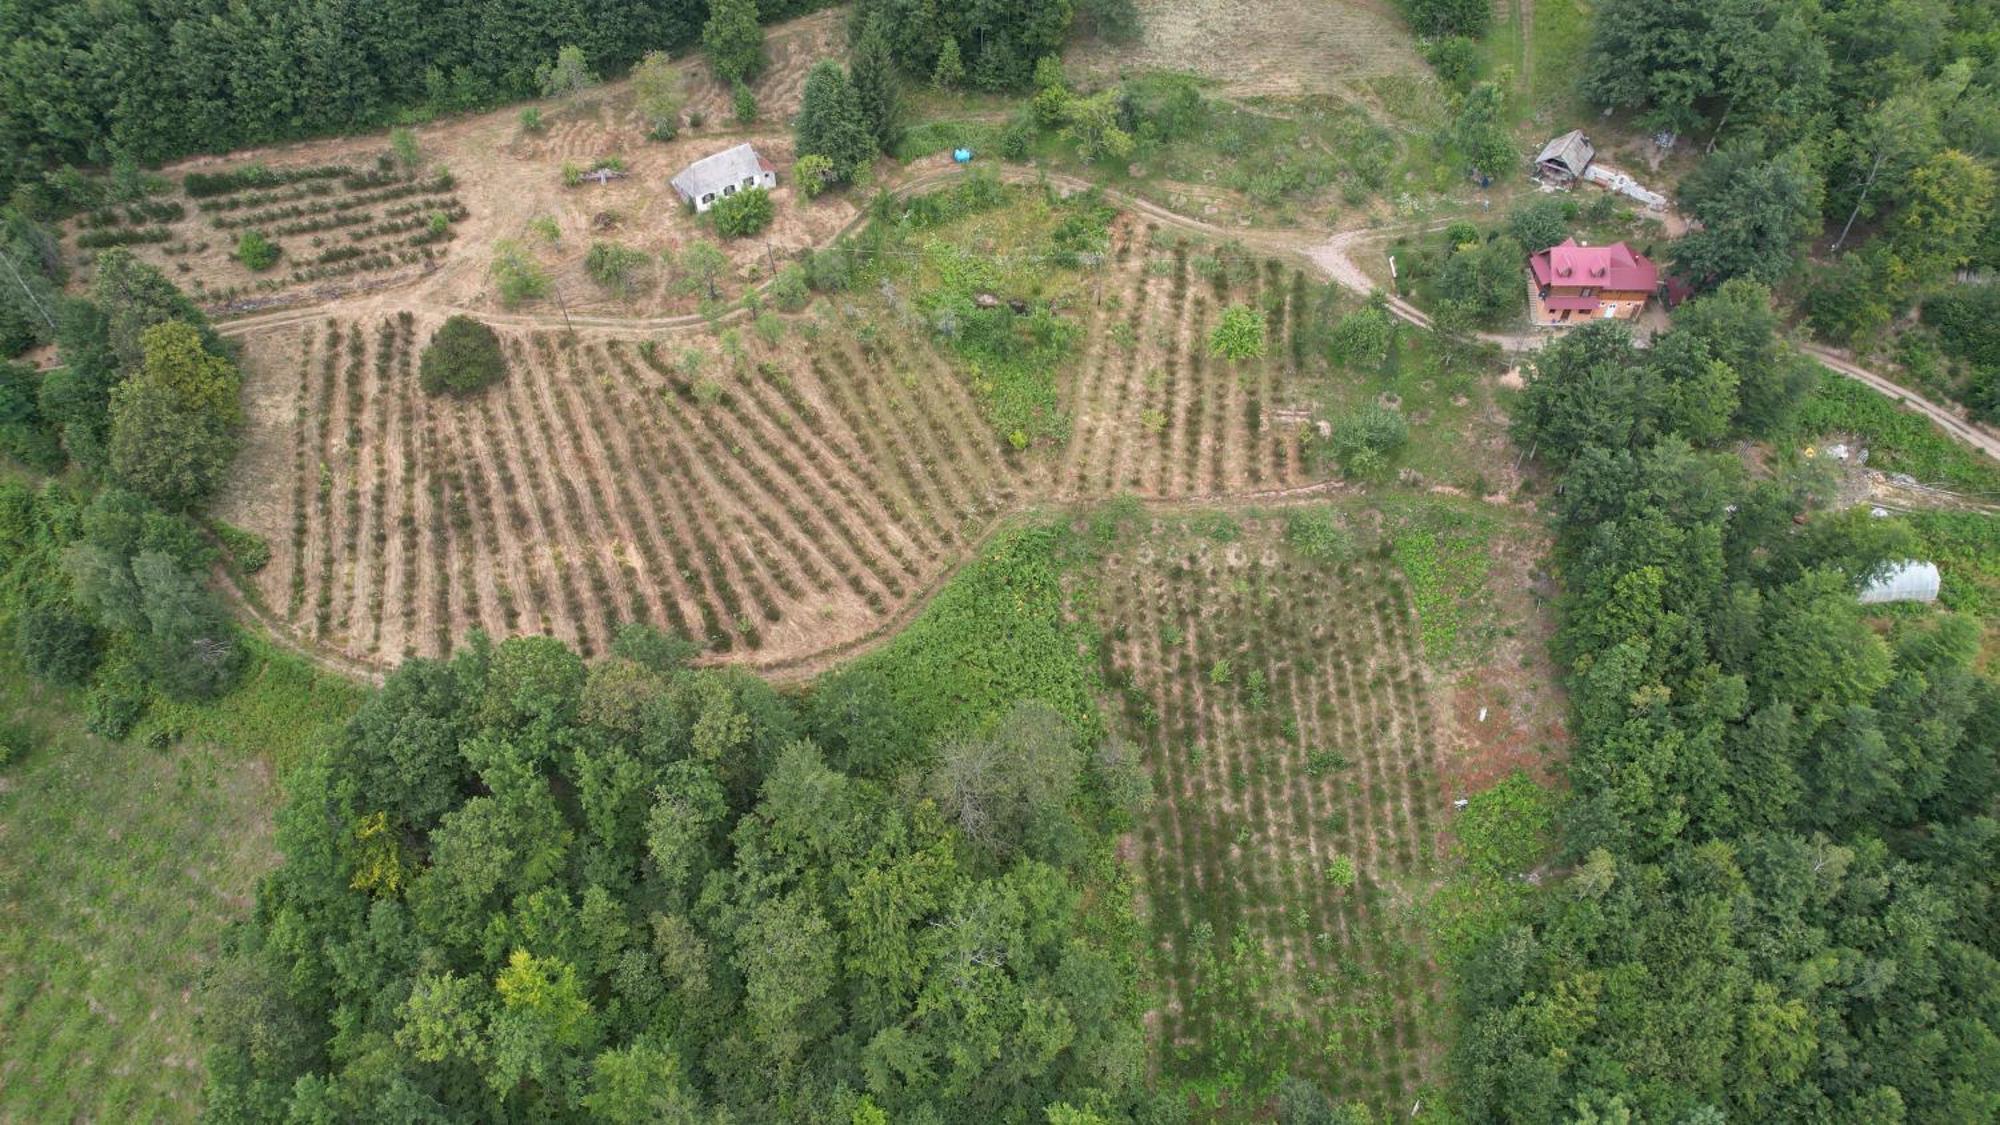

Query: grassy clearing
822,519,1103,749
1906,512,2000,663
1794,375,2000,492
0,644,359,1122
1527,0,1591,119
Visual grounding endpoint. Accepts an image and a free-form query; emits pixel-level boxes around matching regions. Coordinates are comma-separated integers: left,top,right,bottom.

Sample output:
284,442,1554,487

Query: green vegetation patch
1794,374,2000,492
1090,513,1452,1116
1907,511,2000,629
1383,500,1499,664
823,521,1102,756
851,175,1100,447
0,647,356,1122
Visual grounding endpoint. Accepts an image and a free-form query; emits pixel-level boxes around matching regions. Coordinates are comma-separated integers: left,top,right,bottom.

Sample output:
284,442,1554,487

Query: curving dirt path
1801,344,2000,462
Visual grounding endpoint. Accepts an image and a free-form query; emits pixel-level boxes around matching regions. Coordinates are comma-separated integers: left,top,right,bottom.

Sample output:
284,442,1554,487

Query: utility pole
0,246,56,335
553,284,576,339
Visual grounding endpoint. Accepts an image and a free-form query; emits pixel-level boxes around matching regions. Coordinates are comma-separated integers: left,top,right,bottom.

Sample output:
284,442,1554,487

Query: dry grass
1067,0,1426,97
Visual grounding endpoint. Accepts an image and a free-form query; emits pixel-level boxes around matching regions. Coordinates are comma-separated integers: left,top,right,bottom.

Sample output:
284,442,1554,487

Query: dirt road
1801,344,2000,462
219,161,2000,468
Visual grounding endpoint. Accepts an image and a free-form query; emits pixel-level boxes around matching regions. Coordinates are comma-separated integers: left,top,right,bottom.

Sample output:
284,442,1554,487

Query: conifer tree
794,62,875,184
850,15,904,154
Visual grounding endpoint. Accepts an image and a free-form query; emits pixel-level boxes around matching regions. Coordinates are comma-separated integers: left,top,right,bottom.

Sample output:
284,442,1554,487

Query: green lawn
0,645,361,1122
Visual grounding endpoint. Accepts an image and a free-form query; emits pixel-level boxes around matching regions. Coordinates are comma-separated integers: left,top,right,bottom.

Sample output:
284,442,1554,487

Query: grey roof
1537,130,1595,175
670,143,772,200
1859,560,1940,604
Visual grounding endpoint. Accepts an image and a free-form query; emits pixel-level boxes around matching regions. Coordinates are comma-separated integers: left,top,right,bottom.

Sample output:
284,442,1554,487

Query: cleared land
1066,0,1424,97
0,648,360,1123
90,10,859,326
214,195,1473,674
1085,503,1559,1115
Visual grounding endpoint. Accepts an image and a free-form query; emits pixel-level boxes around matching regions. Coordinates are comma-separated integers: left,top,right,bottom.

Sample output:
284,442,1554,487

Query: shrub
519,106,545,133
733,81,758,125
712,187,775,238
794,154,837,199
490,240,550,306
1328,403,1409,479
1325,854,1358,888
584,241,651,297
85,661,148,740
214,522,271,573
768,263,810,311
18,603,101,685
418,315,506,395
1000,115,1034,161
1209,304,1267,360
1328,304,1394,369
235,230,280,271
1423,35,1480,89
1284,509,1355,563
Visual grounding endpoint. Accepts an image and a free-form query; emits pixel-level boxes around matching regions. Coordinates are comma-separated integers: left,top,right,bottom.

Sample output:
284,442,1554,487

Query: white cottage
670,143,777,213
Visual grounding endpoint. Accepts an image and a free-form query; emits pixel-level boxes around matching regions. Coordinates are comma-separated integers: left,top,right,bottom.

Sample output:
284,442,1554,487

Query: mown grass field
0,645,361,1122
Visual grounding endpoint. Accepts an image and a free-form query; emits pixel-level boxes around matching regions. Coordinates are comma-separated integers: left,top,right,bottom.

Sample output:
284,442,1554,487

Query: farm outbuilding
1535,129,1595,185
1858,561,1941,605
671,143,777,213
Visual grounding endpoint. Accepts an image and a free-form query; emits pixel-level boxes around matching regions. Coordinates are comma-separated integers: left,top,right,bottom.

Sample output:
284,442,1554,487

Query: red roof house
1528,239,1658,326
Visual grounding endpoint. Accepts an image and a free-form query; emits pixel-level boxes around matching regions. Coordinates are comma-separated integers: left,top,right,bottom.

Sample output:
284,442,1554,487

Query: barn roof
1536,129,1595,175
1530,239,1658,292
670,143,775,201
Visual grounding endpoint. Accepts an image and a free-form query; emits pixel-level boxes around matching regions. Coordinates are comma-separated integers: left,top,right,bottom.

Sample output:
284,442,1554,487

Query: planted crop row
1095,521,1444,1114
493,337,599,657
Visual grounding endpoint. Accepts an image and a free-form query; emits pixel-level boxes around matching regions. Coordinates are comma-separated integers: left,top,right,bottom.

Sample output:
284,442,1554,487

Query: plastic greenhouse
1858,561,1940,605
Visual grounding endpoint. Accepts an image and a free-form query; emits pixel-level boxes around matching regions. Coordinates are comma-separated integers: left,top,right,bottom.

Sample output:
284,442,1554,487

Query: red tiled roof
1529,239,1658,292
1543,295,1600,311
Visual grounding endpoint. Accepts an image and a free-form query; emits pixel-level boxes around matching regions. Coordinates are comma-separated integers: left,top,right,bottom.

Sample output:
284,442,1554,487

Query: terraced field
1090,515,1448,1113
219,201,1363,673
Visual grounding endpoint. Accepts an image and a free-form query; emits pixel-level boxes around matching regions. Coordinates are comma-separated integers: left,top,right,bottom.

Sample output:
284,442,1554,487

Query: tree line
1457,283,2000,1120
0,0,837,200
200,624,1161,1122
2,248,251,736
1581,0,2000,416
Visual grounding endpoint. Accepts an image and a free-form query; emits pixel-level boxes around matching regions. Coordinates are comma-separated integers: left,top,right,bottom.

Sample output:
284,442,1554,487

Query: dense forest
1580,0,2000,417
0,0,1119,204
201,624,1154,1121
1462,286,2000,1121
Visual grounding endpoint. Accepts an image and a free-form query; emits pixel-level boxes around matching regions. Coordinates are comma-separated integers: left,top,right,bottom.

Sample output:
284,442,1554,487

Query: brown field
1066,0,1425,97
78,10,858,324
